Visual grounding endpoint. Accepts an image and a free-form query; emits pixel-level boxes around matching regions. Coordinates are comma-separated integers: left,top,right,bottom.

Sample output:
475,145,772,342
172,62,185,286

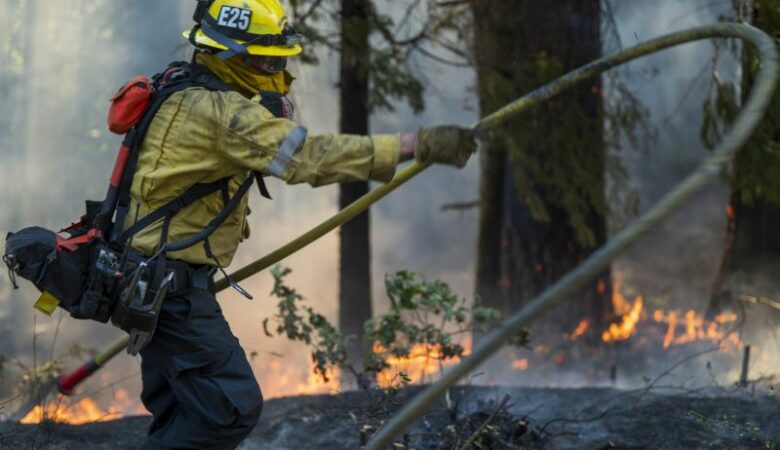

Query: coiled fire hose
44,23,777,444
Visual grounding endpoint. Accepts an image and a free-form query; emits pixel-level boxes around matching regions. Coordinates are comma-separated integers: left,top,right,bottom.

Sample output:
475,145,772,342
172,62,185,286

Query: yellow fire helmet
184,0,303,59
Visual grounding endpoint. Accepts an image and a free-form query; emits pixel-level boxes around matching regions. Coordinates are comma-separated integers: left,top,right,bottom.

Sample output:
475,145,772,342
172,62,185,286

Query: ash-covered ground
1,385,778,449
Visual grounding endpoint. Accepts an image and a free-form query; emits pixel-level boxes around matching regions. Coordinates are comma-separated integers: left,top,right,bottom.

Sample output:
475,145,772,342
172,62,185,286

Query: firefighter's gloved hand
413,126,478,168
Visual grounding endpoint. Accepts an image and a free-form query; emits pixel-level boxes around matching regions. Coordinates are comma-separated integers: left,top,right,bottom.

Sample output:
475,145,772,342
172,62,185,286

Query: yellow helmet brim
183,28,302,57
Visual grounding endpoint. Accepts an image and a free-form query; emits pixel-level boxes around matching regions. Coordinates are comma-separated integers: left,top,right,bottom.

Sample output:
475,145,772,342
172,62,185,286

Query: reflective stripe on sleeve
268,125,308,178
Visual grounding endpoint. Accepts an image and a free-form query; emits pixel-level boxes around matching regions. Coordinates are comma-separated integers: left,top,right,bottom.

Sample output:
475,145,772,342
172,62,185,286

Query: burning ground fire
374,339,472,388
263,358,341,396
18,362,341,426
597,275,742,350
16,275,754,425
20,388,142,425
289,273,748,392
377,276,747,380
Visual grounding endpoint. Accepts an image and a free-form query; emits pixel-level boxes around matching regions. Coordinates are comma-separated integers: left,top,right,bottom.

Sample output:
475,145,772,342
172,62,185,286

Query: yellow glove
414,126,478,168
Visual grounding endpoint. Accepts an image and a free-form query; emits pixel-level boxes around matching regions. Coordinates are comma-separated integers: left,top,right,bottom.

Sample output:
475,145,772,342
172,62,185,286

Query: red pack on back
107,75,152,135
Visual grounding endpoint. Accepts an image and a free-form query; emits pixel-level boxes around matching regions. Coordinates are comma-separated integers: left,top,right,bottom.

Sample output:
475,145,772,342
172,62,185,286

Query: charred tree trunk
339,0,372,371
473,0,512,314
708,0,780,319
474,0,610,338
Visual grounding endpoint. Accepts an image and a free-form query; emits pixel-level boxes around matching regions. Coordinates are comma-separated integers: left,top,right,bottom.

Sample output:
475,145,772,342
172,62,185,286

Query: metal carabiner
3,254,19,289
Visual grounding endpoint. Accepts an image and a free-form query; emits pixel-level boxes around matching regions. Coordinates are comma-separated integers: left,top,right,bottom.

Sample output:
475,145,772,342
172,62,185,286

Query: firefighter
131,0,477,448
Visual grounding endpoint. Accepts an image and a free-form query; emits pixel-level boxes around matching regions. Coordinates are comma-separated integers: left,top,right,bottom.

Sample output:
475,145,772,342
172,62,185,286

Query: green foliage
701,78,740,150
287,0,428,113
378,370,413,396
479,12,653,247
363,271,526,377
499,50,607,247
270,265,348,382
701,0,780,205
368,47,425,113
268,266,526,387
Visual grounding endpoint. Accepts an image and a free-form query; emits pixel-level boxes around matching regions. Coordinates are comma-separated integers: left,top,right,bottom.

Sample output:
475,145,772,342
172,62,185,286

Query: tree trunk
339,0,372,372
472,0,517,316
708,0,780,320
473,0,610,338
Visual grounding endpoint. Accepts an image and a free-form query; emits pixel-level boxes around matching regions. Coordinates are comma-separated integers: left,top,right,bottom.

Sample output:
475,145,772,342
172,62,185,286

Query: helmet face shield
245,55,288,74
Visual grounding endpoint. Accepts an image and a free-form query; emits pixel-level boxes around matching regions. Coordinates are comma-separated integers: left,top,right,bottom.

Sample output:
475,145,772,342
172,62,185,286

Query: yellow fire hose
366,23,778,449
48,23,777,445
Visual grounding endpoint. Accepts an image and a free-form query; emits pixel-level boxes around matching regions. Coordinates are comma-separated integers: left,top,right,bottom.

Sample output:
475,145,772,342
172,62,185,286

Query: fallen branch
537,407,611,437
739,295,780,310
632,346,720,405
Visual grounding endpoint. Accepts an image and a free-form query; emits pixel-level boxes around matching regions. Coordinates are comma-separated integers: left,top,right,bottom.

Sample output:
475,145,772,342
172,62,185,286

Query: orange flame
653,309,741,349
596,279,607,295
295,367,341,396
374,338,471,388
599,274,741,349
567,319,590,340
512,358,529,371
20,388,141,425
262,358,340,397
610,276,633,315
602,296,644,342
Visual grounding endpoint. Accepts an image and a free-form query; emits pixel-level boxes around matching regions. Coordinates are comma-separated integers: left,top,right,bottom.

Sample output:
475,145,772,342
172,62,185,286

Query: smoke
0,0,775,420
0,0,201,408
607,0,738,311
469,0,780,388
0,0,478,409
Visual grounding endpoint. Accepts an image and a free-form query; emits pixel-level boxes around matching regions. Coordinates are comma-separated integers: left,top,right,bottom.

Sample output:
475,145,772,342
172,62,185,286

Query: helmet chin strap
200,20,249,60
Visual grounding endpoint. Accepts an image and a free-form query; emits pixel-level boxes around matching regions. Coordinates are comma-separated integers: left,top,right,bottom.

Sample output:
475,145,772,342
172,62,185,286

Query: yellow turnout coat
124,57,399,266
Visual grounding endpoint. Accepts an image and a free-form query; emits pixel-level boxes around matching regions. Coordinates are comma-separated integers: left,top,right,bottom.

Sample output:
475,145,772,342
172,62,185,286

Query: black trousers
139,287,263,449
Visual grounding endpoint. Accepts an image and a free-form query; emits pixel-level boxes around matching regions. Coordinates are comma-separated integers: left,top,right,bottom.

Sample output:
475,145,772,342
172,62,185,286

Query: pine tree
707,0,780,320
473,0,611,338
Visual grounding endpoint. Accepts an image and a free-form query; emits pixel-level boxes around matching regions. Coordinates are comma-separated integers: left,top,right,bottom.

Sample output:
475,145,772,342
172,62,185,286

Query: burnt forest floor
1,385,779,449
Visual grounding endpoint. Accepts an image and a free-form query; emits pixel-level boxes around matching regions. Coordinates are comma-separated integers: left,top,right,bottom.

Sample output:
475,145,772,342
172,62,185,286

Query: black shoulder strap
111,62,233,243
118,174,255,254
111,61,273,251
118,179,227,244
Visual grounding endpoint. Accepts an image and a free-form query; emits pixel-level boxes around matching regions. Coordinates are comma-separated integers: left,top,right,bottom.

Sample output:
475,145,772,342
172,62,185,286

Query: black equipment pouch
3,226,118,321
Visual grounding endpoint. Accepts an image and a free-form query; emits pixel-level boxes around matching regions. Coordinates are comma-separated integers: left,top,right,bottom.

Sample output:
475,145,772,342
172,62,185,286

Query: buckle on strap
192,266,217,292
141,259,194,296
166,267,190,294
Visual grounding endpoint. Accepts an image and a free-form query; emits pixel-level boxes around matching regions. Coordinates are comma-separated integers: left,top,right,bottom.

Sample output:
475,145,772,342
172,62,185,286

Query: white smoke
0,0,774,420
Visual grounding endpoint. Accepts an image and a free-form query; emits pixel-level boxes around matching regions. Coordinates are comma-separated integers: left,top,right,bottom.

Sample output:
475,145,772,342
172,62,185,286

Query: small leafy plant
269,265,347,382
267,265,529,389
363,270,527,385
